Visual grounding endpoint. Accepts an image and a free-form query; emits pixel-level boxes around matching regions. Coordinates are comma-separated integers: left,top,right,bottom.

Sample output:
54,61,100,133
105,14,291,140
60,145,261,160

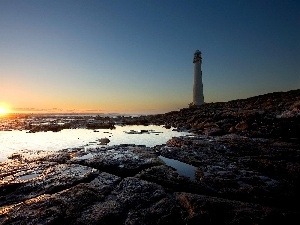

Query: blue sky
0,0,299,114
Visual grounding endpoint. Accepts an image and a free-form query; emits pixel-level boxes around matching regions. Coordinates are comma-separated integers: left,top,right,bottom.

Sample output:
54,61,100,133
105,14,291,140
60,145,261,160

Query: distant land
7,88,300,117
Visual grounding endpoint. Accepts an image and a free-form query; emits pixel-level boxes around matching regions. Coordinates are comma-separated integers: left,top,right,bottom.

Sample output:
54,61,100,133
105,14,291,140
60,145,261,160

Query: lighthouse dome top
193,50,202,63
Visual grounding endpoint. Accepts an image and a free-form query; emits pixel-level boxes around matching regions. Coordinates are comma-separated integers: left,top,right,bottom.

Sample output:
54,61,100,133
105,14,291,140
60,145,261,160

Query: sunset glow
0,105,10,116
0,1,298,114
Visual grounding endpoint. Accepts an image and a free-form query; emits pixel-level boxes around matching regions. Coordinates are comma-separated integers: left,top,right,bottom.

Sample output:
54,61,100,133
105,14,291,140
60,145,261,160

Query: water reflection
159,156,196,180
0,125,190,162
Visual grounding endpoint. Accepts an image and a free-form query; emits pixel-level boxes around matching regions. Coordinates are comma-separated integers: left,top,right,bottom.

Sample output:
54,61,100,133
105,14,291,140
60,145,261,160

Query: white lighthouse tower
193,50,204,105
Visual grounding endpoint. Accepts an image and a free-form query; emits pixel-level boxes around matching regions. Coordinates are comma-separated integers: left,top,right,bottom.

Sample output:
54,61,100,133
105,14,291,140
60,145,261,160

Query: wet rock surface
1,139,299,224
1,89,300,224
157,135,300,209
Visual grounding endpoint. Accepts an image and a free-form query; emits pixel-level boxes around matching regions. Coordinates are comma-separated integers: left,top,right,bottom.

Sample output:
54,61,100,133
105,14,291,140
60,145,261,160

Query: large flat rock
0,139,299,224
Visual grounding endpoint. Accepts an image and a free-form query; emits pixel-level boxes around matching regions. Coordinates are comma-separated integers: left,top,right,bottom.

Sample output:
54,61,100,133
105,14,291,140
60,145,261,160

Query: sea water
0,125,190,162
159,156,196,180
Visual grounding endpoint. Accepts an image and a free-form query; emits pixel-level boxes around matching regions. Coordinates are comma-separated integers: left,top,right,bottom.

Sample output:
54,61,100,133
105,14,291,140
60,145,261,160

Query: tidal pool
159,156,196,180
0,125,190,162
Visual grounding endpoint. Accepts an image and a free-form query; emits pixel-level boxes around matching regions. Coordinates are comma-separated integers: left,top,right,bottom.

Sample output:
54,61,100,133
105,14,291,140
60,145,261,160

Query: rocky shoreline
0,89,299,224
145,89,300,142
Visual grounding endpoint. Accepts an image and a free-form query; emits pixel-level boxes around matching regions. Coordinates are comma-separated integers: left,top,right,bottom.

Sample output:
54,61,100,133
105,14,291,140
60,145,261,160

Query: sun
0,104,11,116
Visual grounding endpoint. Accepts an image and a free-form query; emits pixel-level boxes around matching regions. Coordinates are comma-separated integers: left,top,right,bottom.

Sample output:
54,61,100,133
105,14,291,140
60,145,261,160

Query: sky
0,0,299,114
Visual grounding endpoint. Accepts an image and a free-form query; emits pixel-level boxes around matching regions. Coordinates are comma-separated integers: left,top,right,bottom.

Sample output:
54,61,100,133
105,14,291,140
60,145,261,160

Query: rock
69,145,163,177
7,153,22,161
235,121,249,131
75,177,169,224
157,135,300,209
204,127,224,136
143,89,300,141
163,124,171,129
0,136,299,224
98,137,110,145
0,172,121,225
176,192,297,225
123,196,183,225
0,160,98,207
135,165,212,195
228,126,236,133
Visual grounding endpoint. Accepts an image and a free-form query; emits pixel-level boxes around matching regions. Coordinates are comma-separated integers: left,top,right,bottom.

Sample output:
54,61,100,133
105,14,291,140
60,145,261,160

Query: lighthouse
193,50,204,105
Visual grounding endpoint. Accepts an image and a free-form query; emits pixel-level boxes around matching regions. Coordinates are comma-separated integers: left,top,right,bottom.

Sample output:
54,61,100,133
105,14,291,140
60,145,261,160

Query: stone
98,137,110,145
176,192,297,225
69,145,163,177
235,121,249,131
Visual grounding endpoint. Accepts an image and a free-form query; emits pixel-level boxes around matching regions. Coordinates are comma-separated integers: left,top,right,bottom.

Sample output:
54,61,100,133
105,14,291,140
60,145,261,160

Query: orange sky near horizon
1,1,299,115
0,89,189,115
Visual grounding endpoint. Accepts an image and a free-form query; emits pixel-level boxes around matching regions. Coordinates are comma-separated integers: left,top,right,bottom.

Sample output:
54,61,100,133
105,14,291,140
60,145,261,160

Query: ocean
0,121,190,162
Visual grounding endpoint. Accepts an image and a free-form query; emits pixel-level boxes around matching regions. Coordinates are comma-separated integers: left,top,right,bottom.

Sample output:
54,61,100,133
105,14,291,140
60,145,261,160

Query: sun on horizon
0,104,11,117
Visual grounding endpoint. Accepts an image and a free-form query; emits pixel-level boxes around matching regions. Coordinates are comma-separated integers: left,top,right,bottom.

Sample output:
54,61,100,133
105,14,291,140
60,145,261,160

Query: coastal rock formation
146,89,300,142
98,137,111,145
1,139,299,224
0,89,300,224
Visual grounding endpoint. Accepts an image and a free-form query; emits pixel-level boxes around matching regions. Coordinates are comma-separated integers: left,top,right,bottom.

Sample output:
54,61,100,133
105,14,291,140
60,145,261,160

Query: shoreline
0,89,299,224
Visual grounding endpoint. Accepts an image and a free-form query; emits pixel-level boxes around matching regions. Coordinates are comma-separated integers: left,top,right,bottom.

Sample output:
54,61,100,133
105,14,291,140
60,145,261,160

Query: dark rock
176,192,298,225
98,137,110,145
143,89,300,141
135,165,212,195
0,172,121,225
157,135,300,209
204,127,224,136
235,121,249,131
0,160,98,207
75,177,169,225
69,145,163,177
1,137,299,224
